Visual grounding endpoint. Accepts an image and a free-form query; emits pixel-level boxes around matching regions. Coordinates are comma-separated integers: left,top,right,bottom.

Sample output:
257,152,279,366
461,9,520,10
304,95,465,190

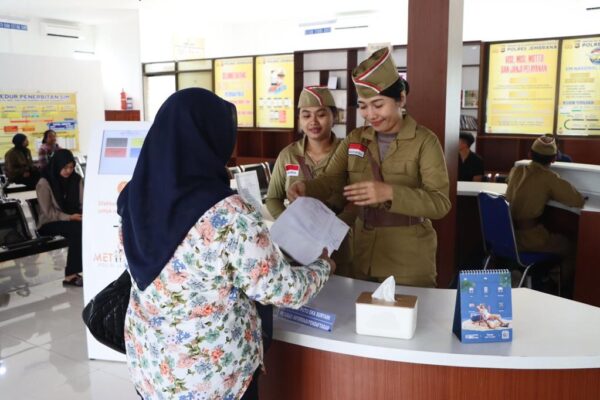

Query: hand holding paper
270,197,349,265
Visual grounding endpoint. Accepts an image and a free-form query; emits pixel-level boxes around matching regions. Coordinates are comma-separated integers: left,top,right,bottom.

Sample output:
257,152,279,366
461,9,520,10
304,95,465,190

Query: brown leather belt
513,218,539,230
359,207,424,229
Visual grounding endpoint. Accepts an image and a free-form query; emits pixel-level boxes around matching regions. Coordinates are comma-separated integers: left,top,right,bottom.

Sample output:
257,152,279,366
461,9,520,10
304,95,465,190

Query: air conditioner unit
41,21,82,39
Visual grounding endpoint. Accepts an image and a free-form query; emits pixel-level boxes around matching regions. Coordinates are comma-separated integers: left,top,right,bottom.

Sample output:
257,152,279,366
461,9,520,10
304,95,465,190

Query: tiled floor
0,254,138,399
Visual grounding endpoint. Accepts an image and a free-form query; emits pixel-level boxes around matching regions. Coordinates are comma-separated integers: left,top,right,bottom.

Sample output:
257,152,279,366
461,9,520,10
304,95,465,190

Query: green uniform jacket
506,162,585,252
304,115,451,287
4,147,35,180
266,134,354,276
265,134,344,219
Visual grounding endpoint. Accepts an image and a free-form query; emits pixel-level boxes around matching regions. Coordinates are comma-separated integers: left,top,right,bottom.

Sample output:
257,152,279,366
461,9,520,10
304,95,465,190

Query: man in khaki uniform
506,135,585,296
288,48,451,287
266,86,353,276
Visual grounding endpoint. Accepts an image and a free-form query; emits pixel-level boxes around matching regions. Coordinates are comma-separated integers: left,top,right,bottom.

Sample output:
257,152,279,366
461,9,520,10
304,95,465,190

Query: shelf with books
295,48,358,138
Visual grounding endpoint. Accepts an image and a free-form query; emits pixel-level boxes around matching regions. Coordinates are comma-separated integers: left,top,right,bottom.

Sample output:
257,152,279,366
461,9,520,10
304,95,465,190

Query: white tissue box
355,292,418,339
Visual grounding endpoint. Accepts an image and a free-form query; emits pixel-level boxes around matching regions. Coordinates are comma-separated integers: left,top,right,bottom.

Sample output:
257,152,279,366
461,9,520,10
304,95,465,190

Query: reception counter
260,276,600,399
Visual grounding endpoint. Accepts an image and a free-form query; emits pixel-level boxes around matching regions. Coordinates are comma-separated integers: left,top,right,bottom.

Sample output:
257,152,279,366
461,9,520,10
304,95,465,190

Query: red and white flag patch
285,164,300,177
348,143,367,157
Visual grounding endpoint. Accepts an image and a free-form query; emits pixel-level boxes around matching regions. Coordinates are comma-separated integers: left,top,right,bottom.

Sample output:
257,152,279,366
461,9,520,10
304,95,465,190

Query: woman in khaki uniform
266,86,353,276
288,48,451,287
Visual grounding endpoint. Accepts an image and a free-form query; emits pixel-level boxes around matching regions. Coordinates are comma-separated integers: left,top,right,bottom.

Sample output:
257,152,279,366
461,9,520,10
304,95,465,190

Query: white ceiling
0,0,598,26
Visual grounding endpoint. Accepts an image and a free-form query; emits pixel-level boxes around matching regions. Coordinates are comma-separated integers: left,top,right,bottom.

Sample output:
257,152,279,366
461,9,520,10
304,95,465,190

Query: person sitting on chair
4,133,40,189
38,129,62,170
506,135,585,297
458,132,484,182
36,149,83,287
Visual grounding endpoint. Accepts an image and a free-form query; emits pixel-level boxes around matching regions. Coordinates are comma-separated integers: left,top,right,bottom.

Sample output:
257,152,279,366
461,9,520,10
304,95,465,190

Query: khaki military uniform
265,134,354,277
304,115,451,287
506,161,584,254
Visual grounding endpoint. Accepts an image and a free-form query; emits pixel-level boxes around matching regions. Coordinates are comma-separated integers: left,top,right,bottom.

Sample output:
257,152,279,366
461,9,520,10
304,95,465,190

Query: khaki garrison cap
531,135,558,156
352,48,399,98
298,86,336,108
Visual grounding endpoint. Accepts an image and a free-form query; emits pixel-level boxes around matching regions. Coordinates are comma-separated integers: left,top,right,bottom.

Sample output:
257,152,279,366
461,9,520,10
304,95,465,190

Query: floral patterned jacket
124,195,330,400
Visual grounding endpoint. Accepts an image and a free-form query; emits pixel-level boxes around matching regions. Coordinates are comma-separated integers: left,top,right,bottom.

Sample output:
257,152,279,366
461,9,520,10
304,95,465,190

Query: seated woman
4,133,40,189
118,88,334,400
36,149,83,287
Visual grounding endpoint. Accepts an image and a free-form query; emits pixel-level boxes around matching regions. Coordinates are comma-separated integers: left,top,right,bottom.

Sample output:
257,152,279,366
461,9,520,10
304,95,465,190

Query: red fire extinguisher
120,89,127,110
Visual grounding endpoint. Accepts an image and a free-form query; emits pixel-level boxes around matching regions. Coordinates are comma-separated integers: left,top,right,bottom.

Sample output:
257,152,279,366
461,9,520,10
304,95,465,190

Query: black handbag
82,269,132,354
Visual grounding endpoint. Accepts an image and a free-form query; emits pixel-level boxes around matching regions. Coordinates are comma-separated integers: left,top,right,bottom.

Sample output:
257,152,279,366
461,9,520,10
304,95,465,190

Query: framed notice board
255,54,294,129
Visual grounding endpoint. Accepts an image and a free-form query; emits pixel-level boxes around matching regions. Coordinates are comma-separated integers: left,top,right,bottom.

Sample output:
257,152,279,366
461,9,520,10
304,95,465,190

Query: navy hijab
117,88,237,290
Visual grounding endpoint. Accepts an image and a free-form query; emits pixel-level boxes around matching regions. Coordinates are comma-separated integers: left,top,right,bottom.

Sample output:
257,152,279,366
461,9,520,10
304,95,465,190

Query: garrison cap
531,135,558,156
352,48,400,98
298,86,336,108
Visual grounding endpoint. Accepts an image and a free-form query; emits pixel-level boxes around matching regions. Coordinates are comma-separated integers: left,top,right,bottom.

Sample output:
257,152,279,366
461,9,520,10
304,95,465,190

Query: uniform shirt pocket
348,156,368,182
382,159,420,186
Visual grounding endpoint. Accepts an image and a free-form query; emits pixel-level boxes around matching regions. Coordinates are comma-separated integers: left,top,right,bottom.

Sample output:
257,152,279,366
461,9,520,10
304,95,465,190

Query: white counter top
273,276,600,369
457,181,600,214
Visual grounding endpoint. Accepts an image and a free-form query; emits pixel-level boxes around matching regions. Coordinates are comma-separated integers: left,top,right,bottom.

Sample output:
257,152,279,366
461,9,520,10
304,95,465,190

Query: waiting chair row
0,198,68,262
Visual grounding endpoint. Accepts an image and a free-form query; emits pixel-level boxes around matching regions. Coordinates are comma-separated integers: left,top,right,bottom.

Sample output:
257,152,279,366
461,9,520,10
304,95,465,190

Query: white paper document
235,171,262,211
270,197,349,265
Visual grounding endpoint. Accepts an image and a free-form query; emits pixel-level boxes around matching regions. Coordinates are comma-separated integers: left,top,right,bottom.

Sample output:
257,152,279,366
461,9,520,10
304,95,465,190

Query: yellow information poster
256,54,294,128
556,37,600,136
0,92,79,158
485,40,559,134
215,57,254,127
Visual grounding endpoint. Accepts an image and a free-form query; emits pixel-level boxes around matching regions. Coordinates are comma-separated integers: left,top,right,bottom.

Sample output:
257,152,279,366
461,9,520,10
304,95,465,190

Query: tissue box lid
356,292,417,308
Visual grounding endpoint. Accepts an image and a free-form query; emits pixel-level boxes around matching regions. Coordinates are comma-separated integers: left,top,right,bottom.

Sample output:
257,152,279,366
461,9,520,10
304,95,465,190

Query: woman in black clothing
36,149,84,286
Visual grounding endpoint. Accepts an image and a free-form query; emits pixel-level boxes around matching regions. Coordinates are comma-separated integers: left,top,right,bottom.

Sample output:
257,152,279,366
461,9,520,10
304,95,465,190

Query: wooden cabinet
104,110,141,121
231,128,294,165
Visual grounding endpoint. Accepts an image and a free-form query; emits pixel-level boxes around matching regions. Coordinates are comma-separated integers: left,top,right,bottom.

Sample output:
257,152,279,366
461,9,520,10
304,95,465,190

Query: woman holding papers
288,48,451,287
118,88,334,400
266,86,353,277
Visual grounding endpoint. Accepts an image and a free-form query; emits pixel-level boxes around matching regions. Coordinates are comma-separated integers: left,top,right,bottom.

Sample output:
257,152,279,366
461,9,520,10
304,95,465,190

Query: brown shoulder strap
362,138,383,182
295,155,314,180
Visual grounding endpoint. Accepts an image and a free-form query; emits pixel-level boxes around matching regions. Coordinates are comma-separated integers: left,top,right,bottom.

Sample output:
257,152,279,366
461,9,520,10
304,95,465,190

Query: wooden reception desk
457,160,600,307
259,276,600,400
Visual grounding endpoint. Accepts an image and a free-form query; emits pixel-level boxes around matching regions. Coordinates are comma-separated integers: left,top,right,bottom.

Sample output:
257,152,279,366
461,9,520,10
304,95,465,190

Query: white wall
139,9,409,62
0,12,143,154
0,53,104,155
463,0,600,42
0,17,95,57
95,11,143,111
139,0,600,62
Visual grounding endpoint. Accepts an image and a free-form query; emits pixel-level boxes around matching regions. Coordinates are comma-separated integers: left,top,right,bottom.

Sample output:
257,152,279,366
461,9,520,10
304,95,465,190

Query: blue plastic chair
477,191,560,288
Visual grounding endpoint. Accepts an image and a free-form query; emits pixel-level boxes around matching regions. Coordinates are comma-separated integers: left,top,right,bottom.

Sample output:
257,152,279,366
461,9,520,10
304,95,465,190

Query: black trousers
240,368,261,400
10,170,40,190
39,220,82,276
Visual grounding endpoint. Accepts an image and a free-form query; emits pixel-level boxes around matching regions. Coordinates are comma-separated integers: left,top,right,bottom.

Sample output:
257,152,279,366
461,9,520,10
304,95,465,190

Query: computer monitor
98,129,147,175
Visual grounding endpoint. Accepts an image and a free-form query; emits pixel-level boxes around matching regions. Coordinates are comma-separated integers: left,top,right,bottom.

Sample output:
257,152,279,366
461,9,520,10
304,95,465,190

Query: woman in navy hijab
118,88,333,400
